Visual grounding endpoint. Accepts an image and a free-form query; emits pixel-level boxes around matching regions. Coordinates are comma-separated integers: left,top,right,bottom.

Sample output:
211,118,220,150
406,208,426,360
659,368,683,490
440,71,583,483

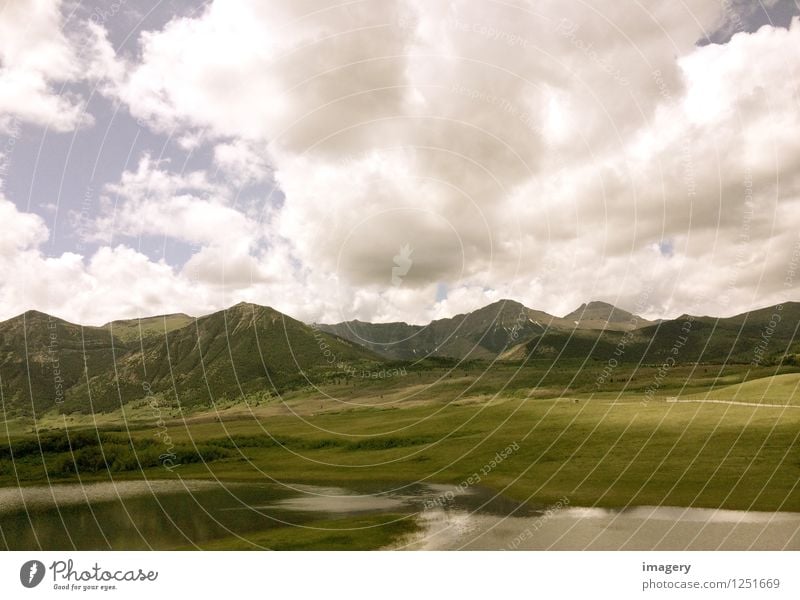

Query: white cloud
101,4,800,322
85,155,289,303
0,0,117,132
90,155,255,247
0,194,289,325
213,140,271,185
4,1,800,325
0,195,50,252
116,0,309,138
0,194,196,322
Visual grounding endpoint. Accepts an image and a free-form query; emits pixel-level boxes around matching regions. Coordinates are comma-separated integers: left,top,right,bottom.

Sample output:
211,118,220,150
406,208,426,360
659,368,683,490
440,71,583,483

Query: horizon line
3,297,797,330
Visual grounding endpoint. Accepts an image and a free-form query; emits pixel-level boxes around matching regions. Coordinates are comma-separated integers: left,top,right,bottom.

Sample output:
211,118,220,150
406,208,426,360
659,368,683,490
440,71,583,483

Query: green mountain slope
319,299,650,360
101,313,194,342
0,303,382,416
318,299,555,360
509,302,800,365
321,300,799,365
564,300,654,331
1,300,797,416
0,311,123,415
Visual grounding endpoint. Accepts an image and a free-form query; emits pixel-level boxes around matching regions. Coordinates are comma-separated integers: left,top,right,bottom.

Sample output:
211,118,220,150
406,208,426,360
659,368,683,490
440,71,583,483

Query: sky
1,0,799,326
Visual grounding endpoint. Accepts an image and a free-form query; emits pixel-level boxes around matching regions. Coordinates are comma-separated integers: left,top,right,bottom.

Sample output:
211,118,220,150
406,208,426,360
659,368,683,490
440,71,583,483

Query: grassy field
102,313,195,342
679,373,800,406
3,364,799,514
161,396,800,512
4,359,787,436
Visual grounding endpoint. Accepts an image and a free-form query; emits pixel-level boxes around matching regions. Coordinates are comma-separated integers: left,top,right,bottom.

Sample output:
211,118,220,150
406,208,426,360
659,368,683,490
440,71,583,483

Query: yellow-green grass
103,314,194,342
678,373,800,406
9,361,786,438
4,367,799,513
8,389,798,512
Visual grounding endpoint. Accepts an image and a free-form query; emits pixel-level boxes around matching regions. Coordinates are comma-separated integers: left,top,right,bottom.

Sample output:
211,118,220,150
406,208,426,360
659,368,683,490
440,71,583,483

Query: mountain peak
104,312,192,327
564,300,651,331
225,302,280,316
6,309,66,326
217,302,302,333
476,298,527,314
585,300,617,310
229,301,262,310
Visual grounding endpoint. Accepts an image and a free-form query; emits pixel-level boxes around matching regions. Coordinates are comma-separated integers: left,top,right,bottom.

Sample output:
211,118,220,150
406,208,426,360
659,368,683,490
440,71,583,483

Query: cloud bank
1,0,799,325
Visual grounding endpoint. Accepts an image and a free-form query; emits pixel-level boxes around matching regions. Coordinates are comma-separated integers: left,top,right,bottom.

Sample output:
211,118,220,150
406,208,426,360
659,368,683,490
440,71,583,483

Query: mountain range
317,300,655,360
0,303,378,416
0,299,797,416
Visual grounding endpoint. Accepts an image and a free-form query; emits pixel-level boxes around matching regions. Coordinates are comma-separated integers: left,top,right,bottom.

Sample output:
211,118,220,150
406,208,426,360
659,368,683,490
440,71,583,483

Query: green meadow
3,362,799,514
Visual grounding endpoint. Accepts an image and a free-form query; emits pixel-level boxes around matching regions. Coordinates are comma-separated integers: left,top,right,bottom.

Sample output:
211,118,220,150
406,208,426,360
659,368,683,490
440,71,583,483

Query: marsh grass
3,367,799,512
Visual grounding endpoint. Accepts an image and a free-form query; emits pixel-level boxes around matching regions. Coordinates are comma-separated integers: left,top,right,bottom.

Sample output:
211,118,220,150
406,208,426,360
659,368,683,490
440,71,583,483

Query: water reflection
1,479,798,550
398,505,800,550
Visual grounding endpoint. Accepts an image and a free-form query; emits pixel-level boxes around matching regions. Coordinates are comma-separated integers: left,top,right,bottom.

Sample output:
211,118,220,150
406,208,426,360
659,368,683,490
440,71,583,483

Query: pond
1,479,797,550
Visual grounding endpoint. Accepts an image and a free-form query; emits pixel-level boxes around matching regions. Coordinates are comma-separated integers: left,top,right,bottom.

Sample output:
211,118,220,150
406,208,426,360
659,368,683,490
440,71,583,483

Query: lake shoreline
3,475,800,514
2,479,799,551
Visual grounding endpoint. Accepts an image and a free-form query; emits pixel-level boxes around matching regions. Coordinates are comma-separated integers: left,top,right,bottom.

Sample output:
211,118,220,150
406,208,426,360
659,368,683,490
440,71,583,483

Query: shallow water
0,479,306,550
1,479,798,550
398,505,800,550
0,479,220,512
